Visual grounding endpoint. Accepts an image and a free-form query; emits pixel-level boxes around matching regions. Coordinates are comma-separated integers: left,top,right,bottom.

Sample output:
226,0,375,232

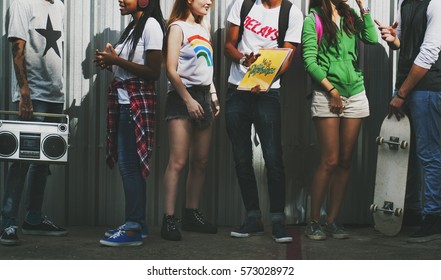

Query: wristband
327,87,336,94
396,93,406,100
360,7,370,14
211,92,217,95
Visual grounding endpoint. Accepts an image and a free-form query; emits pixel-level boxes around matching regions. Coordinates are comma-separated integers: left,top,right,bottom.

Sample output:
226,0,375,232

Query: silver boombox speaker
0,111,69,164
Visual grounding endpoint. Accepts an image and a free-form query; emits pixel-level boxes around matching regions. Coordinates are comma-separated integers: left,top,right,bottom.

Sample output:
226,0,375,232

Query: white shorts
311,90,370,118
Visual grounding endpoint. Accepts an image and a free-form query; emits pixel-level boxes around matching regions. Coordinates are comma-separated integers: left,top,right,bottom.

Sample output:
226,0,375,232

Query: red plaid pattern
106,78,156,179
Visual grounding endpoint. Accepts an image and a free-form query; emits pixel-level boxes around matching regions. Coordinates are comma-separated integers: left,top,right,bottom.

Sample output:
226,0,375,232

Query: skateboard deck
371,115,411,236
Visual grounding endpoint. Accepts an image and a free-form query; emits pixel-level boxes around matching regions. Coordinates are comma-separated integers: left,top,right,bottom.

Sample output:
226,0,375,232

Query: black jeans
225,86,286,217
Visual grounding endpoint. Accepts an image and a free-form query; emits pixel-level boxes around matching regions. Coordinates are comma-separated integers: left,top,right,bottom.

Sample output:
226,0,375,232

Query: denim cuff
125,221,142,231
246,210,262,219
270,212,286,223
1,217,17,228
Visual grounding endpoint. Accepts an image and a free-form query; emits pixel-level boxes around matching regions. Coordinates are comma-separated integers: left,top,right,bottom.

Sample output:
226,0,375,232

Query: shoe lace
166,216,181,231
109,230,125,239
309,220,323,233
193,209,207,224
4,226,18,235
42,218,59,229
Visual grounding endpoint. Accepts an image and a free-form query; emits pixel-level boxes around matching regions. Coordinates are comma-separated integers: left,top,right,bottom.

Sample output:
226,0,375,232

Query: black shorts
165,85,214,129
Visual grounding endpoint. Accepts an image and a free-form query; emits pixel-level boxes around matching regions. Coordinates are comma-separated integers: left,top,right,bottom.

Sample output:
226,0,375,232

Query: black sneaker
161,215,181,241
272,221,293,243
22,218,68,236
231,217,264,238
403,209,423,227
407,215,441,243
0,226,19,246
182,208,217,234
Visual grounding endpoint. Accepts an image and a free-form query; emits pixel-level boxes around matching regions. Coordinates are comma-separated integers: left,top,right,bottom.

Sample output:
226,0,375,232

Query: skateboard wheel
376,137,384,145
400,141,408,149
394,208,403,216
370,204,378,213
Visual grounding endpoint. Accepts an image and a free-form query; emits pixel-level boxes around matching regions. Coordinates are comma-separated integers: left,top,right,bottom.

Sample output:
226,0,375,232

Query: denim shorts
165,85,214,129
311,90,370,118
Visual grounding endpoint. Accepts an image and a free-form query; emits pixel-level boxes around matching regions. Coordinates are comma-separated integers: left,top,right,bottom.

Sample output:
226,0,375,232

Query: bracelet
211,92,217,95
239,56,246,66
396,93,406,100
327,87,336,94
360,7,370,14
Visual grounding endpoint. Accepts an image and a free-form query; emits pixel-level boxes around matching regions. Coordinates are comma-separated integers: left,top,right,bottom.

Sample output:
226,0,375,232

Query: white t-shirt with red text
227,0,303,88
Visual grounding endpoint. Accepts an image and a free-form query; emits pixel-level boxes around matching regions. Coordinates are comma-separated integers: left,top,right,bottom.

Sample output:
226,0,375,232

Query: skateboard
370,115,411,236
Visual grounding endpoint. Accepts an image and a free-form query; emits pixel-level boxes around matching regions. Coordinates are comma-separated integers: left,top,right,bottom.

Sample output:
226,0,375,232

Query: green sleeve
302,14,327,83
354,10,378,45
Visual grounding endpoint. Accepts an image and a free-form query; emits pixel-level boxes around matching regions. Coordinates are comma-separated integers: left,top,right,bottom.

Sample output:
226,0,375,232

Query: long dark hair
116,0,166,61
309,0,357,45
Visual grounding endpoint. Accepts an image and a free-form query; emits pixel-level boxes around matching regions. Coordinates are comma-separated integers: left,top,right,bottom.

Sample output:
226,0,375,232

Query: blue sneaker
100,230,142,247
104,224,148,238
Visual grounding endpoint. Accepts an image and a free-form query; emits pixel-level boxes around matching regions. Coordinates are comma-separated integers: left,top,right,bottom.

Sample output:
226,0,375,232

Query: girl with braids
94,0,165,247
161,0,220,241
302,0,377,240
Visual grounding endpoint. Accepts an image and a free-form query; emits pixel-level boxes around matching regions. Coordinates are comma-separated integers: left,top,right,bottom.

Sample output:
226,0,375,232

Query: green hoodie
302,7,378,97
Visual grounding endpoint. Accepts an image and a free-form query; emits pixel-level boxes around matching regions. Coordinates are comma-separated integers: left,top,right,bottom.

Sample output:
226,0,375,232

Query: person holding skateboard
376,0,441,243
302,0,377,240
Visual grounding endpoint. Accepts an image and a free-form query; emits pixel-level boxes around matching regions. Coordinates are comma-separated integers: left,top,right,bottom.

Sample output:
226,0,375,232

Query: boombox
0,111,69,164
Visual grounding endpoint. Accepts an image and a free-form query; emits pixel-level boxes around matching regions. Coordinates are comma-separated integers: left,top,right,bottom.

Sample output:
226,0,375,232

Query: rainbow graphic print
188,35,213,67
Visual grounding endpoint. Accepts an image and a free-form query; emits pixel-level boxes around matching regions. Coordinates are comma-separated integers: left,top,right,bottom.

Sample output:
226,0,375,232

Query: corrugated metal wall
0,0,397,227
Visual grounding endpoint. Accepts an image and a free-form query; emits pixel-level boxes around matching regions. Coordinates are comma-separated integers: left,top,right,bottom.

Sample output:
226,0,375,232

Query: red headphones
138,0,149,8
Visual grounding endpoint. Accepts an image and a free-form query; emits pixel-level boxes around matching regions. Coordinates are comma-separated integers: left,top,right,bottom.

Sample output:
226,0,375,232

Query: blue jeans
117,105,145,231
1,100,64,228
225,86,286,220
408,90,441,216
403,104,422,211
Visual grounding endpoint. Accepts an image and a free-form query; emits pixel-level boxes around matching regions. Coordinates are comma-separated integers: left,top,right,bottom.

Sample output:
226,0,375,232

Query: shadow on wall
63,28,121,225
66,27,120,154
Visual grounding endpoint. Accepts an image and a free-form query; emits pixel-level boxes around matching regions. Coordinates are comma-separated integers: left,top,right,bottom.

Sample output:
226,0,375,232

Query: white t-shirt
167,20,214,92
113,18,163,104
8,0,65,103
227,0,303,88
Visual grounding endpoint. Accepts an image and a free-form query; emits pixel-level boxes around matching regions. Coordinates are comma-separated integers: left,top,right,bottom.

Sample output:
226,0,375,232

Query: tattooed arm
11,38,33,120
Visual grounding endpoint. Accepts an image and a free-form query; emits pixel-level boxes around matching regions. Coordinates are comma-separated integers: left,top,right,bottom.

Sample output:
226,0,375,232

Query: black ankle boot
160,214,181,241
182,208,217,234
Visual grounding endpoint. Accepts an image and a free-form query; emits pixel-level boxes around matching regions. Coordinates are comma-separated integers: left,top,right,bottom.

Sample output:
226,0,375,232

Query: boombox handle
0,110,69,123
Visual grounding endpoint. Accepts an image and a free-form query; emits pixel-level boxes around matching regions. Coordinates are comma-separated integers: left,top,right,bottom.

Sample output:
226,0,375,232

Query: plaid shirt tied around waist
106,78,156,179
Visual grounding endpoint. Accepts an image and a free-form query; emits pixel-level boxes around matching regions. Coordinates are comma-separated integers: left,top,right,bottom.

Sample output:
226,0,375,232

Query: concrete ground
1,224,440,260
